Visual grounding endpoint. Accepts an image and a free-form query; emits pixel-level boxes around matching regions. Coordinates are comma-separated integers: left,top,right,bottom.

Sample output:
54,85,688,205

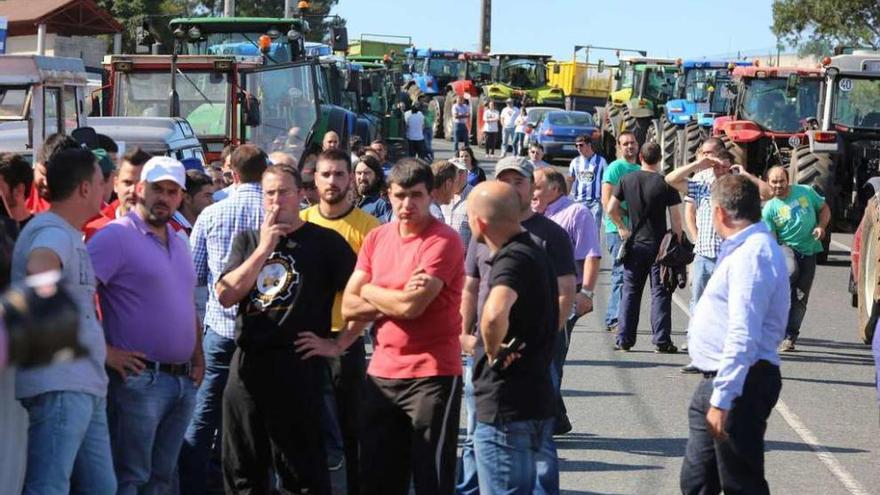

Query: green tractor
480,53,565,107
595,56,678,160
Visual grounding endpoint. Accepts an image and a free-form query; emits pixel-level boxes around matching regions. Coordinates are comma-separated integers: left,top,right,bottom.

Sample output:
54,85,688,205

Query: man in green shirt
600,131,641,333
420,96,436,162
762,166,831,352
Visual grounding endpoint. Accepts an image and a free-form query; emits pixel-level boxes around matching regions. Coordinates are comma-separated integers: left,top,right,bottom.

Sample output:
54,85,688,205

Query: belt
142,359,191,376
702,359,775,379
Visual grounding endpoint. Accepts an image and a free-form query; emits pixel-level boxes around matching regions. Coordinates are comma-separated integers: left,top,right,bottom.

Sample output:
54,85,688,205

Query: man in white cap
86,156,204,494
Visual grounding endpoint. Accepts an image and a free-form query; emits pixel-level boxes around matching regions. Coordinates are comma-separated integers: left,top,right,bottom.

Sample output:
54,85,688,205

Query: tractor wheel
858,196,880,344
719,133,745,168
791,145,837,265
443,91,456,142
606,103,622,139
659,114,676,173
682,121,703,167
645,120,658,145
619,106,638,140
431,96,444,139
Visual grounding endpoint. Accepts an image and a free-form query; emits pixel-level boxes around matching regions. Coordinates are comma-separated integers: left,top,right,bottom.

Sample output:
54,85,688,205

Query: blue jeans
320,365,344,465
109,370,196,494
454,123,469,150
20,391,116,495
502,127,515,153
423,126,435,162
689,255,717,314
456,356,479,495
179,328,236,494
513,132,525,155
474,418,558,495
604,232,624,327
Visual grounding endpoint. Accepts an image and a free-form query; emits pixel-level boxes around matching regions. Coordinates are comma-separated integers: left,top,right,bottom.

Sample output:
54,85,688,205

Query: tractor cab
0,55,89,159
461,53,493,85
168,17,311,64
482,53,564,107
610,56,677,105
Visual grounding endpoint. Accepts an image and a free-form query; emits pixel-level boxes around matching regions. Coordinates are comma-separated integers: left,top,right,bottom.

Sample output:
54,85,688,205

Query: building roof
2,0,122,37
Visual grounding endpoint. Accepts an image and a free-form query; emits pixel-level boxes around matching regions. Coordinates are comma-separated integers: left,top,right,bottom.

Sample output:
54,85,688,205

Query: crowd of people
0,114,832,495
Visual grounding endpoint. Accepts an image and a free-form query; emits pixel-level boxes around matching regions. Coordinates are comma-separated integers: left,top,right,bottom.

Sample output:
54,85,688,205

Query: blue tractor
403,48,465,138
659,60,750,171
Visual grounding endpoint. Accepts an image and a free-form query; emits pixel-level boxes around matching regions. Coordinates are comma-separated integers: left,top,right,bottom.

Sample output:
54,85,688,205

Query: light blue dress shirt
687,221,790,410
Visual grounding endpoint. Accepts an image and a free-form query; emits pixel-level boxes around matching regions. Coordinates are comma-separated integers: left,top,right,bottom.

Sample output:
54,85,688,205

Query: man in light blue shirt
680,175,789,495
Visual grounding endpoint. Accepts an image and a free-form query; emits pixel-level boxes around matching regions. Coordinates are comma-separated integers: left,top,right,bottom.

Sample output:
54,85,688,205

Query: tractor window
467,61,493,83
683,68,727,103
643,68,676,102
619,66,635,90
44,87,61,136
116,72,230,137
498,59,547,89
0,87,29,119
833,77,880,129
740,77,821,132
427,59,461,77
244,64,318,161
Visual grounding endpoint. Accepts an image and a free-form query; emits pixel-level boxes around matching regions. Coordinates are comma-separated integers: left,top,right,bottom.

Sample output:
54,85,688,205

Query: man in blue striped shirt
567,135,606,230
179,145,267,493
680,175,789,495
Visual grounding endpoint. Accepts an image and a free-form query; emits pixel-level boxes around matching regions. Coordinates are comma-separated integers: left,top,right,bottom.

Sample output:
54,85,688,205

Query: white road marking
671,291,868,494
831,239,852,252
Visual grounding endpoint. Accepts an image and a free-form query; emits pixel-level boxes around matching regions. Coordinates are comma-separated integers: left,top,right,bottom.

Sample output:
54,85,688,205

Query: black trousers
329,336,366,495
360,375,462,495
484,131,499,154
222,347,330,495
617,242,673,347
680,361,782,495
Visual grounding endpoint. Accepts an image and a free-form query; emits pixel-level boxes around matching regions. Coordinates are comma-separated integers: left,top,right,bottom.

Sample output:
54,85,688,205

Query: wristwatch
579,288,594,299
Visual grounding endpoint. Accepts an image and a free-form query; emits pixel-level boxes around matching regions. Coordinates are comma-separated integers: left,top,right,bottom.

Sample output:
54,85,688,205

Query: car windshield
426,59,461,77
0,87,29,119
833,77,880,129
740,77,821,132
498,58,547,88
116,71,230,137
243,64,318,162
678,68,730,102
547,111,592,126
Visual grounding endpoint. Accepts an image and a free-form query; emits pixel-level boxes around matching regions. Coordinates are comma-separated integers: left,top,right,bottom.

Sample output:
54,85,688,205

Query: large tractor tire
659,114,677,173
791,145,836,265
857,197,880,344
718,133,745,168
619,106,640,143
681,121,703,167
431,96,445,139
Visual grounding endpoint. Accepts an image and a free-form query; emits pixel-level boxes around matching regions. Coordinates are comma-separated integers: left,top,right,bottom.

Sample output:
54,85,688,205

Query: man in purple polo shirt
87,156,204,493
532,166,601,434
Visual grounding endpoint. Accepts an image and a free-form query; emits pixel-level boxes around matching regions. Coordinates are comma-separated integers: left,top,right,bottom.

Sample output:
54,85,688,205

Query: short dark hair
220,144,236,162
317,148,352,172
575,135,592,145
231,145,269,183
617,130,636,145
716,149,736,164
0,154,34,199
46,148,98,202
388,158,434,192
263,164,303,189
37,133,79,165
96,134,118,153
529,142,544,151
370,138,386,147
702,137,725,155
185,169,213,196
640,142,661,166
122,146,151,167
431,160,457,189
711,174,761,223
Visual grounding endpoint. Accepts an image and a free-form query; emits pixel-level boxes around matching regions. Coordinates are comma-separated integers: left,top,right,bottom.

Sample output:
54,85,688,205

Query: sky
335,0,784,62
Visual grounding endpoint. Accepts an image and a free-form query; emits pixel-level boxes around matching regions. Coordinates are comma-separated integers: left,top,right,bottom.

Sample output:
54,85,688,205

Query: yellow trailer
547,60,616,111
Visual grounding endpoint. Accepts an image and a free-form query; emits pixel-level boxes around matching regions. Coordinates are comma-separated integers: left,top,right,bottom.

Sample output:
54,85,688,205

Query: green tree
772,0,880,54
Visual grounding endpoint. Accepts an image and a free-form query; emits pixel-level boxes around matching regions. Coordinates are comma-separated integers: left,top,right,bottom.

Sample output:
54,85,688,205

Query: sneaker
605,322,618,333
654,343,678,354
554,415,573,436
328,457,344,472
680,364,701,374
614,343,631,352
778,338,796,352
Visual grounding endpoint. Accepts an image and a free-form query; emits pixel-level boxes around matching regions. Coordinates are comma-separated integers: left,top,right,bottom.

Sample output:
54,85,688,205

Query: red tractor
714,65,824,176
442,52,493,143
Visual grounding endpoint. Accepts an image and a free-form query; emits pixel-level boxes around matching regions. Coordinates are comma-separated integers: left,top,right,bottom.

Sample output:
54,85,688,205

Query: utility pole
479,0,491,54
224,0,235,17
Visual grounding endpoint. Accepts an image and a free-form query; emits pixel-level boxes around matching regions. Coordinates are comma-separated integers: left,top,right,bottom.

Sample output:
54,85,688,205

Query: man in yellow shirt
295,148,378,493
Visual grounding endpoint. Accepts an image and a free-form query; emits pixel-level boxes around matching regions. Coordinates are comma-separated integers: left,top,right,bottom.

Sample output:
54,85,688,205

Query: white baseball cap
141,156,186,190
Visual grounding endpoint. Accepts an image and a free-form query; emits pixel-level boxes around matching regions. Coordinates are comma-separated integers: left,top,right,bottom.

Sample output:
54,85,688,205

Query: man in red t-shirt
342,158,464,495
83,147,151,240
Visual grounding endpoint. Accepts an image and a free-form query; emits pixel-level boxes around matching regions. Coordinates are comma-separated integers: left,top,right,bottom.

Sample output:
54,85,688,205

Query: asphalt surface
427,138,880,495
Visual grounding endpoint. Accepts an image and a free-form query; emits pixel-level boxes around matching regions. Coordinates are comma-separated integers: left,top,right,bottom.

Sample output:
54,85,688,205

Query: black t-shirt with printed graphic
224,222,356,352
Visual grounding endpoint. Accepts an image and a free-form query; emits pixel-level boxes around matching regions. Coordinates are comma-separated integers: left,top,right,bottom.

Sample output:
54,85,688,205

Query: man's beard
147,202,172,226
356,182,378,197
323,185,349,205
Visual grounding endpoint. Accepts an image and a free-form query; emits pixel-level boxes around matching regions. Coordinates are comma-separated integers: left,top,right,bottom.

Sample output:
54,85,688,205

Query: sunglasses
575,142,588,147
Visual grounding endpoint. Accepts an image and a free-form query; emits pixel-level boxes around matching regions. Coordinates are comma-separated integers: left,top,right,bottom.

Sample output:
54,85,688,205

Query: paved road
428,138,880,494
